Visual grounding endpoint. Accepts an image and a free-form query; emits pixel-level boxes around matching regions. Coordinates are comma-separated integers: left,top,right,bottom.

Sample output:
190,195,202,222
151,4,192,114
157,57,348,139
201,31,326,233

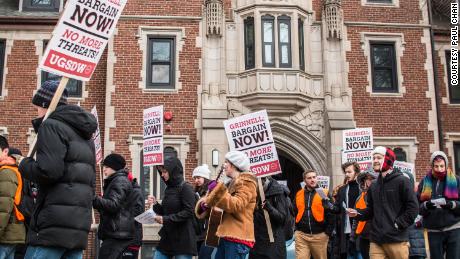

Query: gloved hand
441,201,457,210
200,201,209,212
322,199,334,210
208,180,218,192
11,154,24,166
423,200,436,210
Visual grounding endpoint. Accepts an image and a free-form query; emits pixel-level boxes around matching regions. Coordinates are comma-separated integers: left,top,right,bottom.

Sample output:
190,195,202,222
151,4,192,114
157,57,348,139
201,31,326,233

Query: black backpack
284,194,295,241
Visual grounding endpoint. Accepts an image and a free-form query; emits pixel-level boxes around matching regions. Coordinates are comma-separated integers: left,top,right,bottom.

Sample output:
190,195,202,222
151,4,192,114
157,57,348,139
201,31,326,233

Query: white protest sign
341,150,373,172
40,0,127,81
393,161,415,183
343,128,373,153
91,106,103,164
223,110,281,177
342,128,373,171
317,175,330,190
134,208,157,224
143,105,163,166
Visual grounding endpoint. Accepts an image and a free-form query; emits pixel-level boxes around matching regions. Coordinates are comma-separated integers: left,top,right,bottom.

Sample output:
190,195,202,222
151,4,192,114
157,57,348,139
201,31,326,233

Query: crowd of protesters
1,80,460,259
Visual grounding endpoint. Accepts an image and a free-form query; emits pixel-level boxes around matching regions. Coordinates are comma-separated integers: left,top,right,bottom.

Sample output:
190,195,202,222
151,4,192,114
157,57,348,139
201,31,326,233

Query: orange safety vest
295,188,328,223
355,192,367,235
1,165,25,222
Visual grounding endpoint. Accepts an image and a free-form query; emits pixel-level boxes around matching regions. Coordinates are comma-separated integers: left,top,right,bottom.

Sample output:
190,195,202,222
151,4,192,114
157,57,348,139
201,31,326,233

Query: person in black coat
93,153,136,259
16,80,97,259
148,156,197,259
249,177,288,259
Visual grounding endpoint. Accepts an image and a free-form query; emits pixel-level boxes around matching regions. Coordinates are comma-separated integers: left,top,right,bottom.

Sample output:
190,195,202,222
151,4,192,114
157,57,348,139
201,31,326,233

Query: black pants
359,238,370,259
428,228,460,259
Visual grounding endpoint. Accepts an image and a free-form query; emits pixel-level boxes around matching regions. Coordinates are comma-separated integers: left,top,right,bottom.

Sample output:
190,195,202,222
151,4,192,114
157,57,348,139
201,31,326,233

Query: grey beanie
225,151,250,172
430,151,448,168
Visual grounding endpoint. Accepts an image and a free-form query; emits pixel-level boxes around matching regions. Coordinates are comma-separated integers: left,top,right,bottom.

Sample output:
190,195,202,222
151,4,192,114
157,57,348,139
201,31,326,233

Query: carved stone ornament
206,0,223,37
324,0,343,40
291,101,325,142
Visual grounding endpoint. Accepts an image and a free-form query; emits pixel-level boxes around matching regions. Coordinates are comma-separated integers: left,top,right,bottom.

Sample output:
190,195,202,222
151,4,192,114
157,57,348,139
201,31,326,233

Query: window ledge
370,92,403,97
362,2,399,8
448,103,460,107
142,88,178,94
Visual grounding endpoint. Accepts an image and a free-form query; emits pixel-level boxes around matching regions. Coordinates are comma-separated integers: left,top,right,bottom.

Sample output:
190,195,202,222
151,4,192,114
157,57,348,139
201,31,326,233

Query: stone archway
270,118,328,176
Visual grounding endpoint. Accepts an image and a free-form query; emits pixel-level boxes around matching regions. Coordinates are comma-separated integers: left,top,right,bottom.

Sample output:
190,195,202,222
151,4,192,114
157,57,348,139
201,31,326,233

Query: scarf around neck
420,169,458,201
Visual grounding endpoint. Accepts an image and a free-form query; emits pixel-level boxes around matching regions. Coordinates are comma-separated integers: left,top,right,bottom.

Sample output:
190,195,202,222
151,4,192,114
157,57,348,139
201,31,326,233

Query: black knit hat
32,80,68,108
103,153,126,171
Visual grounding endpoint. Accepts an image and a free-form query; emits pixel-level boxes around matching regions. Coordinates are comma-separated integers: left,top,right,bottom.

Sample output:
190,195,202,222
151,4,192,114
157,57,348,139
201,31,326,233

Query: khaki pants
369,242,409,259
294,231,328,259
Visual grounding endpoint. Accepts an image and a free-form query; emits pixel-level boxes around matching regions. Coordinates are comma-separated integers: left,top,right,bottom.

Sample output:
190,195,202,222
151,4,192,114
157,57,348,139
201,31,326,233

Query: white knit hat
371,146,387,157
225,151,250,172
430,151,448,168
192,164,211,180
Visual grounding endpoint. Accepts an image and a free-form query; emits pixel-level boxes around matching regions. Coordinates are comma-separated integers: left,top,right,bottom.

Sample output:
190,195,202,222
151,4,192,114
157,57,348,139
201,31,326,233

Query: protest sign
223,110,281,177
317,175,330,189
143,105,163,166
342,128,373,171
91,106,103,164
40,0,127,81
393,161,415,183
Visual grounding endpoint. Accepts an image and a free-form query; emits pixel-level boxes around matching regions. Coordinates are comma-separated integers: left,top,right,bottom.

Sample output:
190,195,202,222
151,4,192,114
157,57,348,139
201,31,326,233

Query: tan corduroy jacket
195,172,257,242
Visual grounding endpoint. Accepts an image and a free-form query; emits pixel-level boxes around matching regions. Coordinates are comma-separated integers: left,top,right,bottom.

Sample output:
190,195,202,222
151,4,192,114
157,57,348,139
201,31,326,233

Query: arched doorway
272,150,304,201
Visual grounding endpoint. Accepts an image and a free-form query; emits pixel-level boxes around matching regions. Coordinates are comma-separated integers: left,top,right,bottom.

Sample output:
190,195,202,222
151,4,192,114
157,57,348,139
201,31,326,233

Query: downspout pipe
427,0,444,151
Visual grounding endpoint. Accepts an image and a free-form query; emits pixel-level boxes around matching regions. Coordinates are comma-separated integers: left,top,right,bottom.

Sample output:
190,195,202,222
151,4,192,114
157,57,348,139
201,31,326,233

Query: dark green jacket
0,166,25,244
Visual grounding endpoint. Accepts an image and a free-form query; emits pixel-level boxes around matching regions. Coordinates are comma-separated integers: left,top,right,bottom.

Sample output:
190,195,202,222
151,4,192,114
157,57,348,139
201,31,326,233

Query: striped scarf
420,169,458,201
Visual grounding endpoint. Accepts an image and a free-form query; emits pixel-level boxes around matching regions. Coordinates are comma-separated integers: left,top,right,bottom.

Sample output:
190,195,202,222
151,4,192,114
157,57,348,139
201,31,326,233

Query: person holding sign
249,176,289,259
13,80,97,259
347,146,418,259
196,151,257,259
322,162,362,259
417,151,460,259
92,154,137,259
148,156,197,259
293,170,335,259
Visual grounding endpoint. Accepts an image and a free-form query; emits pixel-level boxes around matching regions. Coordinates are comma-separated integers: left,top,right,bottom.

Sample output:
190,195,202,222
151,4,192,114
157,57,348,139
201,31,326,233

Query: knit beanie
372,146,395,172
430,151,448,168
192,164,211,179
32,80,68,108
225,151,250,172
103,153,126,171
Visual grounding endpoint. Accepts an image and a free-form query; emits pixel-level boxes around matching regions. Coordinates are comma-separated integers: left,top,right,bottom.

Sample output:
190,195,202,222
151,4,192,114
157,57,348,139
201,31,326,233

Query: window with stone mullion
371,42,398,93
278,15,291,68
0,40,5,96
262,15,275,67
299,18,305,71
148,37,175,89
454,142,460,176
244,17,255,70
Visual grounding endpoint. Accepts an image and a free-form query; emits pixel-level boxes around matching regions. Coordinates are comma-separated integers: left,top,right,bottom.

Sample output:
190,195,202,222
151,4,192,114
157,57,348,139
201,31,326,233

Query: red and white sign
40,0,127,81
91,105,103,164
342,128,373,171
143,105,163,166
223,110,281,177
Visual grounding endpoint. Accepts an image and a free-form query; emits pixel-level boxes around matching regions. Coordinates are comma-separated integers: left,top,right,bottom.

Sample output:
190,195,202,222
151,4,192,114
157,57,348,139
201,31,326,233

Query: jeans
24,246,82,259
0,245,15,259
428,228,460,259
198,244,214,259
153,249,192,259
347,252,363,259
215,239,250,259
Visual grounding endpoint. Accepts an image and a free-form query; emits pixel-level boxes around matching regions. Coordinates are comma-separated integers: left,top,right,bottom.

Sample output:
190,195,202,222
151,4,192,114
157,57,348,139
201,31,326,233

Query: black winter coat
329,180,360,256
128,178,145,246
249,179,288,259
417,175,460,230
19,104,97,250
356,169,418,244
93,169,135,241
152,157,197,256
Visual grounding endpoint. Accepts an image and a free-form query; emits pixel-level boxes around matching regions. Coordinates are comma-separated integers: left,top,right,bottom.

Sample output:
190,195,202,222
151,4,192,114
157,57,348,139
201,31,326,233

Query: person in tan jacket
196,151,257,259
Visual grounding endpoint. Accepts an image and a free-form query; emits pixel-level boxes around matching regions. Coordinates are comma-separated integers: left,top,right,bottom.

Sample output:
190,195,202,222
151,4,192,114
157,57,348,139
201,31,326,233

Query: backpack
284,194,295,241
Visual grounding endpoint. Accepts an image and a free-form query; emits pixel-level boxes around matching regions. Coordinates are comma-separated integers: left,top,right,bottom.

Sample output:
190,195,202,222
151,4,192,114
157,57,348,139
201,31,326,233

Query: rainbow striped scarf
420,169,458,201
